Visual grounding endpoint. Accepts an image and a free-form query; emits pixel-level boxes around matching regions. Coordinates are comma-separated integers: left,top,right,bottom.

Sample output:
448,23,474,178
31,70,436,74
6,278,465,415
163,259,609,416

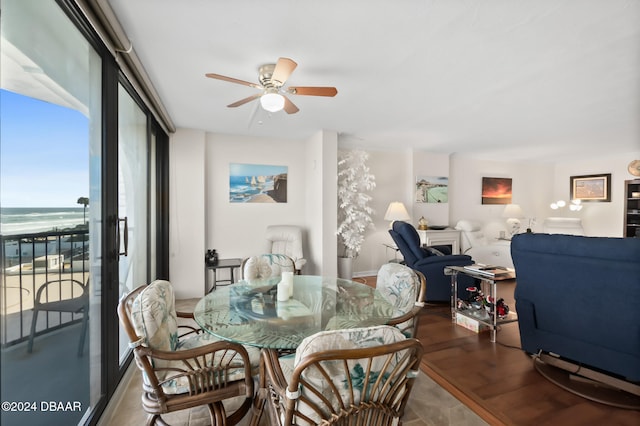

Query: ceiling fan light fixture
260,92,285,112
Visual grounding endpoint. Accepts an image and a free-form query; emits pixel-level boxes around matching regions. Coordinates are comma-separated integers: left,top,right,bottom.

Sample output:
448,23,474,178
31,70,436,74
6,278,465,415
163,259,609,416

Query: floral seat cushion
377,263,421,336
131,280,179,352
282,325,409,424
131,280,258,395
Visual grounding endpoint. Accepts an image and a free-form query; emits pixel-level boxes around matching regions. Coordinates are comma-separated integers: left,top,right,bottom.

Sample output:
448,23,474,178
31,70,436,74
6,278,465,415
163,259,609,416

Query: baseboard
353,270,377,278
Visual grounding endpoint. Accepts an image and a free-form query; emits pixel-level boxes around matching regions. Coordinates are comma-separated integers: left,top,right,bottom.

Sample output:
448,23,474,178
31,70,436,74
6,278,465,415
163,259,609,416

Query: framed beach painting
415,176,448,203
229,163,288,203
481,177,512,205
570,173,611,202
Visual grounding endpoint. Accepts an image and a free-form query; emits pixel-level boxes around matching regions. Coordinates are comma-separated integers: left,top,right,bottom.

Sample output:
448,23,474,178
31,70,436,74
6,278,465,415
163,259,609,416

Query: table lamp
502,204,524,237
384,202,410,228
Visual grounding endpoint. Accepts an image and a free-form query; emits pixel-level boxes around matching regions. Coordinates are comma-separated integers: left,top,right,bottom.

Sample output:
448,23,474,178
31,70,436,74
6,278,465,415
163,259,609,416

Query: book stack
463,264,515,279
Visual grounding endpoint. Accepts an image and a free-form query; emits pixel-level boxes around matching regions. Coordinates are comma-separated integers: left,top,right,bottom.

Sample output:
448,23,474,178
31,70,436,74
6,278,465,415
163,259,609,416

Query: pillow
424,247,445,256
454,220,481,232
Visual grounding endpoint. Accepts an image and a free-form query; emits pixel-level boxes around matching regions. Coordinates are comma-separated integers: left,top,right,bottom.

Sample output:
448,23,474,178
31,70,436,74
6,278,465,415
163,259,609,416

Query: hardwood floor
412,279,639,426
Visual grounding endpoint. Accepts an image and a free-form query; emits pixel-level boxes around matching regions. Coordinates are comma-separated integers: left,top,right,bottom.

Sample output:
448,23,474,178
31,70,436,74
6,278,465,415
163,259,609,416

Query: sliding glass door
1,1,169,424
1,1,102,425
117,84,149,364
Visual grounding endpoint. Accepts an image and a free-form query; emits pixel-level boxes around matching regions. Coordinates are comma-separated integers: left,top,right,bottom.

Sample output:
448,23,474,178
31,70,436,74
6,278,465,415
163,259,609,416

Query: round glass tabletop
193,275,394,350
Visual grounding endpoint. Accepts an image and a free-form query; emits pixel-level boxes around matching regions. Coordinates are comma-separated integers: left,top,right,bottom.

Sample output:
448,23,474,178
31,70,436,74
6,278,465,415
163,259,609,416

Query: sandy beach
247,193,276,203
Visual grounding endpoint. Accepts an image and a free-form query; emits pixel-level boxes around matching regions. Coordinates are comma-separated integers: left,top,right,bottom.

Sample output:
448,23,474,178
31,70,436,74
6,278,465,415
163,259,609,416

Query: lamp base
505,218,521,236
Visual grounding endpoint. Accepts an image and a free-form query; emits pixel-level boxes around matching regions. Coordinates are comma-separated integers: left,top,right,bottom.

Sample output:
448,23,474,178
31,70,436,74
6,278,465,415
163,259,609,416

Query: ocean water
0,207,86,235
229,175,275,202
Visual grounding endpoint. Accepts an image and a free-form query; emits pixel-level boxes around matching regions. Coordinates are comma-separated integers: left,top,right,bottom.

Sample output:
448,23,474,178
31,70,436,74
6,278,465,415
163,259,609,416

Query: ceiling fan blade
283,96,299,114
227,93,262,108
206,73,261,89
271,58,297,86
287,86,338,97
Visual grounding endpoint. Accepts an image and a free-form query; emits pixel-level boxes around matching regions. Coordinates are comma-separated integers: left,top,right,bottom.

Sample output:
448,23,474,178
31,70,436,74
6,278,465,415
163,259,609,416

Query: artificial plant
337,150,376,258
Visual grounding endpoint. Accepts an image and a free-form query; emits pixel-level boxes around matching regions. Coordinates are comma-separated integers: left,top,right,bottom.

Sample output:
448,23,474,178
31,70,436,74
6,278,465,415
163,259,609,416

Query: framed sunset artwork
481,177,512,205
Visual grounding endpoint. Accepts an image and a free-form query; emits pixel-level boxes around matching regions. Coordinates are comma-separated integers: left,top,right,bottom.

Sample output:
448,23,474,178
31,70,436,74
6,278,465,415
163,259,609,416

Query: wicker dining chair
118,280,257,425
241,254,295,281
251,325,423,426
376,263,427,338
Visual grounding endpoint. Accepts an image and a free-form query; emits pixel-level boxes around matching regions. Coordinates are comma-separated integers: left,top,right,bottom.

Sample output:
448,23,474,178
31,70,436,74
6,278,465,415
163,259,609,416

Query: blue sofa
511,233,640,382
389,221,475,302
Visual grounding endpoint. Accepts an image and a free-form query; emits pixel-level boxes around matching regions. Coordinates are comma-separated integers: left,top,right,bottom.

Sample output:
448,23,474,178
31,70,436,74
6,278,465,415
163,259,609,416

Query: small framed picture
415,176,448,203
570,173,611,202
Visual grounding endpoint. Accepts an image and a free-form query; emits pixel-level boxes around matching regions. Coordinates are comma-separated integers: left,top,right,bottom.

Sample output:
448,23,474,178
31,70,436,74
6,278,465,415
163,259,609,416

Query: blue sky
1,89,89,207
229,163,288,177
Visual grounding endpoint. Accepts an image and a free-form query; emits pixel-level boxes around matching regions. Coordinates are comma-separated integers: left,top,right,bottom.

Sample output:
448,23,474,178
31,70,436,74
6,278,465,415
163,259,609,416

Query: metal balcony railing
0,229,89,347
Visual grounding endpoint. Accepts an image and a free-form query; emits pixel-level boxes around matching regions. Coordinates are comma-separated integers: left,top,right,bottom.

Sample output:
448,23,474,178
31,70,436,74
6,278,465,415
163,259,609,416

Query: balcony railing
1,229,89,348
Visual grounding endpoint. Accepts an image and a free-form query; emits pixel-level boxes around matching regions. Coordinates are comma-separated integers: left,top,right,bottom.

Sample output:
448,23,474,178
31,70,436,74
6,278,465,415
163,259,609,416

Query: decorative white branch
337,150,376,258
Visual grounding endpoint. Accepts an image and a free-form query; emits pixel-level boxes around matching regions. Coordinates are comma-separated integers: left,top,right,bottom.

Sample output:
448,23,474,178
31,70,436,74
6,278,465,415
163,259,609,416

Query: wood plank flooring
408,278,640,426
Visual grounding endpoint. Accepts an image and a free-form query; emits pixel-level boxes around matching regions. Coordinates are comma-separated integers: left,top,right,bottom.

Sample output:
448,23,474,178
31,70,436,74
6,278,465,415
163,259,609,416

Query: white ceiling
107,0,640,161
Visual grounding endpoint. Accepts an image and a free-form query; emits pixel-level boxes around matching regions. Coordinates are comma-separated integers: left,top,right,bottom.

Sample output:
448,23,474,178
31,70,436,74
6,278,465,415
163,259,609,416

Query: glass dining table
193,275,395,350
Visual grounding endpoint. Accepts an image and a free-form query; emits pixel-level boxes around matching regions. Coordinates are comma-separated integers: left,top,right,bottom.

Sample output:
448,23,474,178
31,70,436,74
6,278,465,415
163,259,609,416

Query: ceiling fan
205,57,337,114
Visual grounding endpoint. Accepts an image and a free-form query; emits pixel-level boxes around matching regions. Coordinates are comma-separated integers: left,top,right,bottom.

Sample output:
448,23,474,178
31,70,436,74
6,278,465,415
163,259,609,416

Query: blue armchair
389,221,476,302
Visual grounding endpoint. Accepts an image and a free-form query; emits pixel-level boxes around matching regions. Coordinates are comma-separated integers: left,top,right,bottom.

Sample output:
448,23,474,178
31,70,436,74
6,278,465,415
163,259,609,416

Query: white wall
351,150,639,276
552,150,640,237
169,128,339,297
169,128,206,299
352,149,412,276
305,130,338,276
354,150,554,276
352,149,455,276
169,127,639,284
449,155,554,234
206,132,308,263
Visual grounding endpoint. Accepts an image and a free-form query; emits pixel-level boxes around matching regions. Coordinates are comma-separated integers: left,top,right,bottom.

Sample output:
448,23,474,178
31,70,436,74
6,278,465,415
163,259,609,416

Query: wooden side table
205,258,242,293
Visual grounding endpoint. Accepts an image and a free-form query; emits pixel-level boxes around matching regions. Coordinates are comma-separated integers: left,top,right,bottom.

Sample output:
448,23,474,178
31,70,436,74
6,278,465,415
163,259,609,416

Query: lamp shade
502,204,524,218
260,92,285,112
384,202,410,222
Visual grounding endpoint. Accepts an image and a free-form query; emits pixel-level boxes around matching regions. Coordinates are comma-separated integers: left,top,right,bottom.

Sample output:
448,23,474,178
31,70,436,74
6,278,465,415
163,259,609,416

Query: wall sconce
550,199,582,211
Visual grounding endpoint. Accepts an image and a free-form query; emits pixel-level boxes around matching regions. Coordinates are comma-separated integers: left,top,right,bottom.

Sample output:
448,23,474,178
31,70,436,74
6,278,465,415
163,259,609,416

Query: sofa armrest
413,255,473,270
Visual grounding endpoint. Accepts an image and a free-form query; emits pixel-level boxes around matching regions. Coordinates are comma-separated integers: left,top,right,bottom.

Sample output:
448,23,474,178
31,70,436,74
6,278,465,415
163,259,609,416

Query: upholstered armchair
389,221,476,302
265,225,306,274
251,325,423,426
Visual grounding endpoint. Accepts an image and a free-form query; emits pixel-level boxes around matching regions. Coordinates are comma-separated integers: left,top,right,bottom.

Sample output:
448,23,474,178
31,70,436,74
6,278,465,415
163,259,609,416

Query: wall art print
415,176,448,203
481,177,512,205
570,173,611,202
229,163,288,203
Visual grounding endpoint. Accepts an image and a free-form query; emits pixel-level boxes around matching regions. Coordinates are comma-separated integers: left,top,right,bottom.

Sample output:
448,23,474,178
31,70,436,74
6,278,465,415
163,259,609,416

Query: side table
445,265,517,342
205,258,242,293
